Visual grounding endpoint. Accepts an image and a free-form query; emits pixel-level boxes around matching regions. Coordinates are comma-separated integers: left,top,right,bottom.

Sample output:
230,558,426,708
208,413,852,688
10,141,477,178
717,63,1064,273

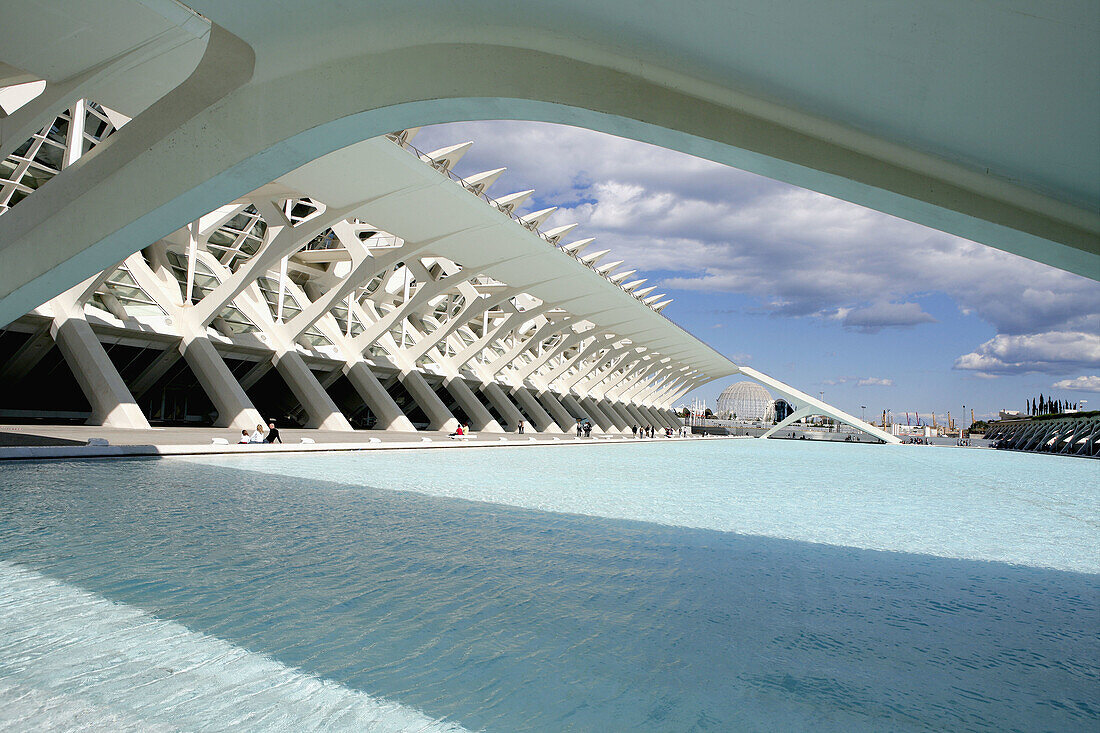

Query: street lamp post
861,405,866,423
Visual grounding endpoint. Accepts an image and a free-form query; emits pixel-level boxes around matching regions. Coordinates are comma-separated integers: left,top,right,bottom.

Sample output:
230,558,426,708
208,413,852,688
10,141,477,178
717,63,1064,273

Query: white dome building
716,381,775,422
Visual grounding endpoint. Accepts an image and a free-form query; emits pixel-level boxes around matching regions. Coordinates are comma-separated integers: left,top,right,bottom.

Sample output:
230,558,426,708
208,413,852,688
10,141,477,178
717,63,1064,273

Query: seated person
237,429,251,444
449,424,465,437
249,424,266,443
265,420,282,443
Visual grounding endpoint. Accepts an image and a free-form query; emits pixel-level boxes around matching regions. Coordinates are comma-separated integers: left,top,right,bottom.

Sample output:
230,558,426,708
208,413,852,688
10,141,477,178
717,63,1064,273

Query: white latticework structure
716,381,775,422
0,91,896,442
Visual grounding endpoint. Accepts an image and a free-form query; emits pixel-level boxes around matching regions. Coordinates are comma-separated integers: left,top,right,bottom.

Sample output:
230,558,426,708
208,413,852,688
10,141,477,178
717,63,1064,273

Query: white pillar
343,361,416,432
443,375,504,432
399,370,459,432
50,313,151,429
181,335,264,430
479,381,526,430
535,389,576,431
272,350,354,431
510,385,562,433
578,395,615,433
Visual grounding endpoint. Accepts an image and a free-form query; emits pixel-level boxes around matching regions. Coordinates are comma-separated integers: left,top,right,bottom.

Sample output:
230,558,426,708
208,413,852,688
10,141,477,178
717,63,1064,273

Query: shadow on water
0,459,1097,731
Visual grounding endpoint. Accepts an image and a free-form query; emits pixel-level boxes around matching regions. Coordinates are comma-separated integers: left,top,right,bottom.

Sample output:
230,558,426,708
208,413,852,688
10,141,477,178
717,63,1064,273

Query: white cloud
823,376,894,387
840,302,936,333
1053,375,1100,392
413,121,1100,373
954,332,1100,375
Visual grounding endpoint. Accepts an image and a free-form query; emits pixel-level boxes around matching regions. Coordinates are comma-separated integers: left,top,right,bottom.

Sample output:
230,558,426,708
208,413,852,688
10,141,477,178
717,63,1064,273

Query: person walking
265,420,282,443
576,419,583,437
518,420,524,434
631,424,638,437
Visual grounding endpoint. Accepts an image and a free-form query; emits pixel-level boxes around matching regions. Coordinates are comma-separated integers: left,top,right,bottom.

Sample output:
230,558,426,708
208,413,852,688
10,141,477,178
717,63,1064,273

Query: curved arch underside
1,0,1096,443
1,1,1096,328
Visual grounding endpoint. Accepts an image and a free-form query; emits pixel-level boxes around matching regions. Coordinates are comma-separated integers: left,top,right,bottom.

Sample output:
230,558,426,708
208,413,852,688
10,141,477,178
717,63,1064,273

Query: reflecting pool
0,441,1096,730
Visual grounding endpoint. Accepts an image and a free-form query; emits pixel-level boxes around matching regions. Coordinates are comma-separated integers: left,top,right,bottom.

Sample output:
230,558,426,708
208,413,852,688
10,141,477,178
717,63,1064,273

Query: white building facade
0,95,896,441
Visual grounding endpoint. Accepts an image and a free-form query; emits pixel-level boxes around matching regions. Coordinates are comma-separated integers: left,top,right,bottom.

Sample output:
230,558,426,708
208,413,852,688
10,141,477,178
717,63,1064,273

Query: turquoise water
0,441,1097,730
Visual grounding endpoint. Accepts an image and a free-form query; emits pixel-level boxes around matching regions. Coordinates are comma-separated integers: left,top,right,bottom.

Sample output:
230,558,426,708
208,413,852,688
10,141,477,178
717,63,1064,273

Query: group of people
575,419,593,437
237,420,282,444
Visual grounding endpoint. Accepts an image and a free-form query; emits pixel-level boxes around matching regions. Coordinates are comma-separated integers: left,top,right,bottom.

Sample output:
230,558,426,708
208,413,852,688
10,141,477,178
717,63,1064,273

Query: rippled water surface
0,441,1097,731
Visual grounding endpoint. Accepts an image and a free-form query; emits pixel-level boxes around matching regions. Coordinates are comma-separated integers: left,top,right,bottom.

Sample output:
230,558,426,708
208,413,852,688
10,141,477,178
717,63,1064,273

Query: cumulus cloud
412,121,1100,375
954,332,1100,376
1052,375,1100,392
839,302,936,333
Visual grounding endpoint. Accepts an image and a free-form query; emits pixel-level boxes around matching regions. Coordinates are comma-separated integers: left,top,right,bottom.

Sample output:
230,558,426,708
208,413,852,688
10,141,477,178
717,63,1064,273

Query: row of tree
1026,395,1078,416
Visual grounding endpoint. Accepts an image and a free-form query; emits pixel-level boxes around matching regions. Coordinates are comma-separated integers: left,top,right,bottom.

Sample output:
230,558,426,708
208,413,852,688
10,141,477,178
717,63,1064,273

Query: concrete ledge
0,434,711,461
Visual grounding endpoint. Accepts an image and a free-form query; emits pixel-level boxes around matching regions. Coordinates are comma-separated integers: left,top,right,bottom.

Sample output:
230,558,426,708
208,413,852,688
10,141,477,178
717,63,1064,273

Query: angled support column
50,312,151,429
623,402,651,428
181,335,264,430
661,408,683,428
399,370,459,432
558,393,587,429
598,398,631,430
478,381,526,431
535,389,576,431
443,376,503,432
509,385,561,433
343,361,416,432
578,395,615,433
604,401,639,430
643,405,675,430
272,350,354,430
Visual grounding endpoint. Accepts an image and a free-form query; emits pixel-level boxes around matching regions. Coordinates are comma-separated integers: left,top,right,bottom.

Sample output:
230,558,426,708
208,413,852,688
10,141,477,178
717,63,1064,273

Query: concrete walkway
0,424,715,461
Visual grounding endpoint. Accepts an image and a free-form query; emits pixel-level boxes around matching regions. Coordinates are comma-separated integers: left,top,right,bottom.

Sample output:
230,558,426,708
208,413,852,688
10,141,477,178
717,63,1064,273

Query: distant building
774,399,794,422
716,381,776,422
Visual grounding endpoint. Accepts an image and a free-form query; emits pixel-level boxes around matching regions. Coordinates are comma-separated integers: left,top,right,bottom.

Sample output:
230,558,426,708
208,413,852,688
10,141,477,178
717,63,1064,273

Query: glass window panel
45,117,68,145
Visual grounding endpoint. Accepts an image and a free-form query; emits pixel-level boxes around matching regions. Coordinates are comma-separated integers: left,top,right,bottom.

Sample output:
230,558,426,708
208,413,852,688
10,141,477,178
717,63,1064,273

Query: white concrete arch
1,0,1097,331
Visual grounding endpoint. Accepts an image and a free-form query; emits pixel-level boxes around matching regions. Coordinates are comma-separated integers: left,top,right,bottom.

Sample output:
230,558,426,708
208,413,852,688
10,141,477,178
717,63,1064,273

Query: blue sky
412,121,1100,423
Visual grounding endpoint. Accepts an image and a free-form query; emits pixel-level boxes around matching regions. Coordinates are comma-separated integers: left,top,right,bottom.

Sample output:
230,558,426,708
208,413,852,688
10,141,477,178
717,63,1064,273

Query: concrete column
344,361,416,432
50,315,151,429
399,370,459,432
182,335,264,430
623,402,651,428
558,393,588,431
273,350,354,431
444,376,503,432
642,405,675,430
535,389,576,432
510,386,562,433
607,401,640,430
598,398,631,430
479,381,525,430
579,395,614,433
661,408,683,428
